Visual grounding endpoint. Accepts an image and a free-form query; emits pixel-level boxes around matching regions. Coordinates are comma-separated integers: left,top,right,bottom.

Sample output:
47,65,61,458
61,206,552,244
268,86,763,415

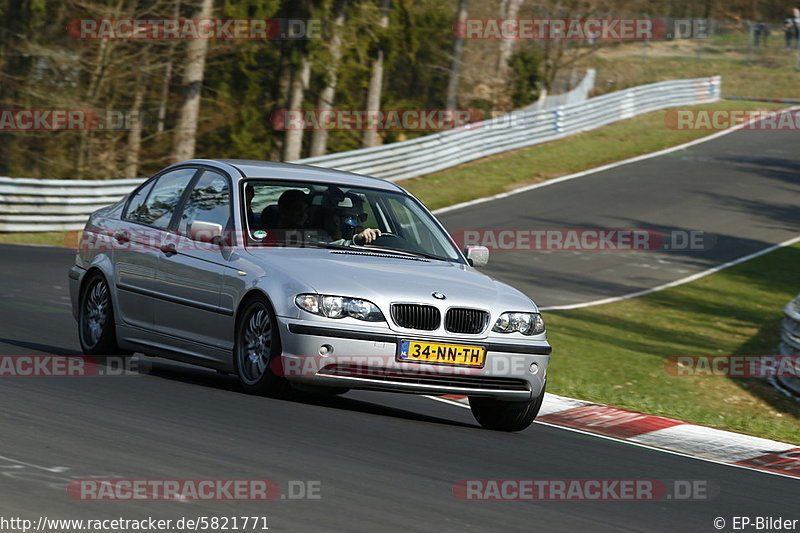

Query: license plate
398,340,486,367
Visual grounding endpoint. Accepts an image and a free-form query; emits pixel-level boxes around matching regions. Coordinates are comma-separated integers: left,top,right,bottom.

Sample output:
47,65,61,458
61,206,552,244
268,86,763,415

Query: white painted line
540,234,800,311
430,106,800,311
432,106,800,217
532,420,800,482
423,107,800,480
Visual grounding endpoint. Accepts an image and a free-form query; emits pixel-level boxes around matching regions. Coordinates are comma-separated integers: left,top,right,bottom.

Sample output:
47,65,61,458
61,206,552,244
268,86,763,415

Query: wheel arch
232,288,283,369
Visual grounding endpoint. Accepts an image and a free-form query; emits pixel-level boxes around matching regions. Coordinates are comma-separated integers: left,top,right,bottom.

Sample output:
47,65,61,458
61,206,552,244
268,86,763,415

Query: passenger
276,189,310,229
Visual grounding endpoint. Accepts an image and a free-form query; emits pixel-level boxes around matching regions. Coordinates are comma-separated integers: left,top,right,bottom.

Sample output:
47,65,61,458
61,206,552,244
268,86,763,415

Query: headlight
295,294,385,322
492,312,545,335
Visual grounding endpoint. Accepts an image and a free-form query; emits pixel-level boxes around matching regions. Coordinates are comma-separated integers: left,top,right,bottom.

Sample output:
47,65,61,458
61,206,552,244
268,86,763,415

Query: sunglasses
339,212,369,226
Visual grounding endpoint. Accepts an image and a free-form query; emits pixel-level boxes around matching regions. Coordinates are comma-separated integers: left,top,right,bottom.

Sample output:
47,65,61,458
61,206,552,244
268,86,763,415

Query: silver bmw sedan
69,159,551,431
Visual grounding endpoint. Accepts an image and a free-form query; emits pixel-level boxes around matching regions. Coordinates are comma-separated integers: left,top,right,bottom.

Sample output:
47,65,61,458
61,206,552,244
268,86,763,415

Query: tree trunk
171,0,214,163
309,2,347,157
157,1,181,135
445,0,469,109
496,0,522,79
362,0,390,148
156,60,173,135
124,84,145,179
282,57,311,161
270,63,293,161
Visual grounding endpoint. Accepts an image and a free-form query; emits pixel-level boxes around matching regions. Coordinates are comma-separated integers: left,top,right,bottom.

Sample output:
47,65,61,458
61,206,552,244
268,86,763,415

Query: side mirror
465,245,489,267
188,220,224,245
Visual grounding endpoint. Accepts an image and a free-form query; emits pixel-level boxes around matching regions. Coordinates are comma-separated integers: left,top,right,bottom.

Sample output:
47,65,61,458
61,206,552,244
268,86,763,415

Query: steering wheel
370,232,402,245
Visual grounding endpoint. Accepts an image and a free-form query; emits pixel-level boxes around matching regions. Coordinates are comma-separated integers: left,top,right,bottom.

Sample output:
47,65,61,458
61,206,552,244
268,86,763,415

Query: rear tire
469,385,546,432
234,295,291,398
78,273,120,356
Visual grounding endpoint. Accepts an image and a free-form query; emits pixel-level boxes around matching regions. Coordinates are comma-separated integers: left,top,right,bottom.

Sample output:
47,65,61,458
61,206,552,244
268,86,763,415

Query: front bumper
276,318,551,401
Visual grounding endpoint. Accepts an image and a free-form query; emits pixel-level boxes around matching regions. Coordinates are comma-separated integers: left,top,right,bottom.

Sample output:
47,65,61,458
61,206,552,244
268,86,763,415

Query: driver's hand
355,228,382,244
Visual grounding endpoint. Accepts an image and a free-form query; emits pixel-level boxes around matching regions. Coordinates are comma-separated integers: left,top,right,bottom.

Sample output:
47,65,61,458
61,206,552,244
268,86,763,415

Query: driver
330,193,381,245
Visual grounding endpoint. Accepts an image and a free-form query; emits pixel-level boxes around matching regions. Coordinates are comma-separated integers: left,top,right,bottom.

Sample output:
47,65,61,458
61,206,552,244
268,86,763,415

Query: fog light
319,344,333,356
529,362,539,375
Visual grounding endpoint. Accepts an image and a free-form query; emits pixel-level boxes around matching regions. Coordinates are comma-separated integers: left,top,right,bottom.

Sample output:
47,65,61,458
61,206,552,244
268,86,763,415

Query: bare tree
157,0,181,135
171,0,214,163
124,83,145,178
496,0,523,79
309,0,347,157
362,0,390,148
445,0,469,109
533,0,601,91
282,57,311,161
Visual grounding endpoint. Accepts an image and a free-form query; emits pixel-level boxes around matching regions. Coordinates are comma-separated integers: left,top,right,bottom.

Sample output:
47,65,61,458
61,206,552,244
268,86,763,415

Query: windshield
241,179,462,262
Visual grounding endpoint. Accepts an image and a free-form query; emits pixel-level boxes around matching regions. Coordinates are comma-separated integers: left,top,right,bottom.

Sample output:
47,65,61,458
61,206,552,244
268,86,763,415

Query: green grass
0,231,75,247
402,47,797,210
545,243,800,444
587,42,800,97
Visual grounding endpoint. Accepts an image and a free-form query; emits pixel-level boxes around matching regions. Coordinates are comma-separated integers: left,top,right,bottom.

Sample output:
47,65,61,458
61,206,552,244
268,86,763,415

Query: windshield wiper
355,244,448,262
295,240,450,262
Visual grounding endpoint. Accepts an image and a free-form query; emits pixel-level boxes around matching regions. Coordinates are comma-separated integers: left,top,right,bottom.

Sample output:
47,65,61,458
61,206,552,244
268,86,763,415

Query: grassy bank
403,46,796,210
0,231,73,247
403,99,785,210
545,243,800,444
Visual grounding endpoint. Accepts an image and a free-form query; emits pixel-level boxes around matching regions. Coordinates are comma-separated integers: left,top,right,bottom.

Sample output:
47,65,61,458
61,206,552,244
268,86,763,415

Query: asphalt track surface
1,128,799,532
438,128,800,307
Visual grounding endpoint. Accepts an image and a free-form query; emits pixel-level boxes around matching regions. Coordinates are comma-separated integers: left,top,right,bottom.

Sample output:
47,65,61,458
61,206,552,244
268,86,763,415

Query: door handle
113,231,129,243
160,242,177,256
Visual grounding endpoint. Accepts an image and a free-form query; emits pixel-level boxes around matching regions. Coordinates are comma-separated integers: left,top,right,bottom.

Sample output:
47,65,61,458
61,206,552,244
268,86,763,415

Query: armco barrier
0,177,145,232
294,75,720,181
778,294,800,398
0,75,720,232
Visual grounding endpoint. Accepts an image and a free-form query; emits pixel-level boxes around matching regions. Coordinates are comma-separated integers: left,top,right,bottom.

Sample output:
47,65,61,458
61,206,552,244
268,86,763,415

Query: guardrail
0,177,146,232
778,294,800,398
295,75,720,182
0,75,720,232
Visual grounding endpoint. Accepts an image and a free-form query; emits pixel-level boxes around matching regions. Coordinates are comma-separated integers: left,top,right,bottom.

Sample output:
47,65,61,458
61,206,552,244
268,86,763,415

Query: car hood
244,247,537,311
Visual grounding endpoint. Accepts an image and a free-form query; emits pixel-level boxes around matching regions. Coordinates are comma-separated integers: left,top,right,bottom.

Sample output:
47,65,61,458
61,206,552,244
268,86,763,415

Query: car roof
175,159,404,192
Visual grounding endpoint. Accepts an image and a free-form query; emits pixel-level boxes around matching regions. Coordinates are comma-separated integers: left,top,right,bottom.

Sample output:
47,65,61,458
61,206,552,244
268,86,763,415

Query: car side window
129,168,196,229
123,180,155,221
177,170,231,236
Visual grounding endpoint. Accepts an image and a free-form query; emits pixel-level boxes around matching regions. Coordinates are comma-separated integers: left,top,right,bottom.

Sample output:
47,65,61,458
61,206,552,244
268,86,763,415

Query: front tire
78,273,120,355
469,385,546,432
234,295,291,398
